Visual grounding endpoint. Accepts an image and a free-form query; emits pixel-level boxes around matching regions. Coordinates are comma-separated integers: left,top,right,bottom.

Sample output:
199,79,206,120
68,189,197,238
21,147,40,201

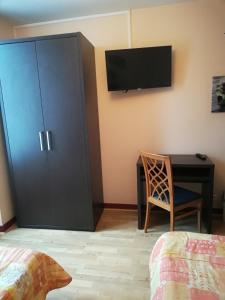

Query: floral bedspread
0,246,72,300
150,231,225,300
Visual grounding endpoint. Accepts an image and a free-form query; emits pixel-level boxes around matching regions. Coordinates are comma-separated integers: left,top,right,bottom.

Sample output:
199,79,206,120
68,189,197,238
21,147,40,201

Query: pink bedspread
0,246,72,300
150,231,225,300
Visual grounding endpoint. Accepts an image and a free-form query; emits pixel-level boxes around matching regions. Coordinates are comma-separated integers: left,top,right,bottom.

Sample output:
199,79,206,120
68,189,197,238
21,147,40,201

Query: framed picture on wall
212,76,225,113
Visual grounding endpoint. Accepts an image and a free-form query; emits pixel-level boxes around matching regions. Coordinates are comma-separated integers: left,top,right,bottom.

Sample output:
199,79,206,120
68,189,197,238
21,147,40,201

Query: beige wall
0,18,14,38
14,0,225,207
0,18,14,225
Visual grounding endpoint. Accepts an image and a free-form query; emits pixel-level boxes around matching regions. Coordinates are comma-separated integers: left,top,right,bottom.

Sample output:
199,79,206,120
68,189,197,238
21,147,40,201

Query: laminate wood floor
0,209,224,300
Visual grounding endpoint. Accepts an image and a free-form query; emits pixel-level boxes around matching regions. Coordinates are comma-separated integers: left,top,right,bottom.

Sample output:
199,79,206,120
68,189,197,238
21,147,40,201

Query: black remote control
196,153,207,160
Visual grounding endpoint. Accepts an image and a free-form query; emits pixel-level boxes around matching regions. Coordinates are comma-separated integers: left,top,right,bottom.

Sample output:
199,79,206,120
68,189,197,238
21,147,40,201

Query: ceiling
0,0,192,25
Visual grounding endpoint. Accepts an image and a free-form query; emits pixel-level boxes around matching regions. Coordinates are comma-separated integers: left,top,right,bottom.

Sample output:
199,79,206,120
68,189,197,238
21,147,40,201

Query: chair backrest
140,152,174,209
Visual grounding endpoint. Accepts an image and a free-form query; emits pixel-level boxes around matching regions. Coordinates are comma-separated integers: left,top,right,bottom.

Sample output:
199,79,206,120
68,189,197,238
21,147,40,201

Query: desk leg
137,164,144,229
202,167,214,234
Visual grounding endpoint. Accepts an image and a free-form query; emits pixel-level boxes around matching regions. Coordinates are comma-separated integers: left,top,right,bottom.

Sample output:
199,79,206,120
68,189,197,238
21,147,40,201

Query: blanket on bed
0,246,72,300
150,231,225,300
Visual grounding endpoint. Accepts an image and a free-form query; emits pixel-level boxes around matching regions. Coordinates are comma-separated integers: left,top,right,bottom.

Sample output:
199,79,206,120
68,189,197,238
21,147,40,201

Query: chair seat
152,186,201,206
174,186,201,206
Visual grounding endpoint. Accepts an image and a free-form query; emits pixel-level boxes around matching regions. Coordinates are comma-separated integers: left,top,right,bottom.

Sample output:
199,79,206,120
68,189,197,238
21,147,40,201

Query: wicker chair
140,151,202,233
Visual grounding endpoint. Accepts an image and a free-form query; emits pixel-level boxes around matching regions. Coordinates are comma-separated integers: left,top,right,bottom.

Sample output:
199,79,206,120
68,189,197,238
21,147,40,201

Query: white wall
12,0,225,208
0,18,14,225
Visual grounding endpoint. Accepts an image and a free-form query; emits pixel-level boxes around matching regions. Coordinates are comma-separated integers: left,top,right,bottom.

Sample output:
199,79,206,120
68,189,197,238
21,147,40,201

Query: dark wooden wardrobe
0,33,103,231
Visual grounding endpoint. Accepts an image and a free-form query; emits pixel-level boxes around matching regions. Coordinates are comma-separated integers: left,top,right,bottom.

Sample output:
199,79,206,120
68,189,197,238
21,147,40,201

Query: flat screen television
105,46,172,91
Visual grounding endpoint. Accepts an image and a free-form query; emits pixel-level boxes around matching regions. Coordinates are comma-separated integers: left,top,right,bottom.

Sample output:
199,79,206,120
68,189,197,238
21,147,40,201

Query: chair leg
170,212,174,231
144,201,151,233
197,205,201,233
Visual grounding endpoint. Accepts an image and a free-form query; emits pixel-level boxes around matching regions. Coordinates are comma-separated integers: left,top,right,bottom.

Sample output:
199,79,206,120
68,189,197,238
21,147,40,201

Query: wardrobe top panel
0,32,87,45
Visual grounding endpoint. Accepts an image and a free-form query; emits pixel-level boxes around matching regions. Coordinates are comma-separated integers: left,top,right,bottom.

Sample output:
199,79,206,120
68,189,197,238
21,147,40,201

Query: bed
150,231,225,300
0,246,72,300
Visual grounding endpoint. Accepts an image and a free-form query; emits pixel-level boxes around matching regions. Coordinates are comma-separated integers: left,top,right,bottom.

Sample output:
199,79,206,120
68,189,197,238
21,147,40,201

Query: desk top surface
137,154,214,167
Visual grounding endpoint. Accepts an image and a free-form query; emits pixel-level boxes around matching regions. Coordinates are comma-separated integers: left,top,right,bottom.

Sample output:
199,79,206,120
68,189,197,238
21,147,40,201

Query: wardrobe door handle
46,130,52,151
39,131,45,151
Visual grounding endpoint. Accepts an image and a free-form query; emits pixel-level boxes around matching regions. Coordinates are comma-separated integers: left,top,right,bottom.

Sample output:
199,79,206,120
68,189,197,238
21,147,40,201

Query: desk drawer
173,167,211,182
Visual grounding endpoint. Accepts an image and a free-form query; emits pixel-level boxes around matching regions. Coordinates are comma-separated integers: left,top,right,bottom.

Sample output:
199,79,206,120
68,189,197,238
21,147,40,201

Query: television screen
105,46,172,91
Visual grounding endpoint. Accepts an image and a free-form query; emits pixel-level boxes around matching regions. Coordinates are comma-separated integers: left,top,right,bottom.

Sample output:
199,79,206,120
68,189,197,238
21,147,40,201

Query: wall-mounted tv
105,46,172,91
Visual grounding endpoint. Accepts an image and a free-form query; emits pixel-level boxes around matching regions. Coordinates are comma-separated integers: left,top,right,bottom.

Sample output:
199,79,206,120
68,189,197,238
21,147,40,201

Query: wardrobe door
0,42,50,227
36,37,92,230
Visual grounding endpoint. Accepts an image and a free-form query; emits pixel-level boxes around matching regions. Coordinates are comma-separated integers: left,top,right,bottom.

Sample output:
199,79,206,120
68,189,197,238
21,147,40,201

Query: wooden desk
137,155,214,233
